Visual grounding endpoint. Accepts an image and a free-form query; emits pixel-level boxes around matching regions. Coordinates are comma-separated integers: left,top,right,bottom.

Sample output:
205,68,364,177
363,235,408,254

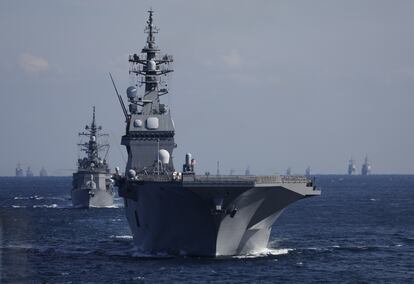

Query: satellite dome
159,149,170,164
126,86,137,99
148,60,156,71
133,119,143,127
91,136,96,142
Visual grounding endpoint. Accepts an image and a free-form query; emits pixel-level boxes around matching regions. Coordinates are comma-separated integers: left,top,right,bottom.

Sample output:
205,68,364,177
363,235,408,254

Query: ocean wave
54,247,96,255
110,235,133,240
1,243,127,257
47,196,68,201
301,244,402,254
128,245,293,259
9,202,69,209
131,249,172,259
33,204,59,209
13,196,30,200
90,204,124,209
232,248,293,259
1,244,34,250
11,205,27,208
13,195,67,201
0,244,61,254
331,245,391,252
14,195,42,200
399,236,414,243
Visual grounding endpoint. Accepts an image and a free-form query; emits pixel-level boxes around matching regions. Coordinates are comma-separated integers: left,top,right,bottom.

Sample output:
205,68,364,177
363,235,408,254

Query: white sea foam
110,235,133,240
232,248,293,259
33,204,58,208
13,195,66,201
130,246,293,259
90,204,123,209
13,196,28,200
11,205,27,208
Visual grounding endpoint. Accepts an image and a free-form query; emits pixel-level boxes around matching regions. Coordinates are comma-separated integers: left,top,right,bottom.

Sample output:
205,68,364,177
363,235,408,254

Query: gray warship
112,10,320,256
348,158,356,175
39,166,48,177
15,163,24,177
71,107,114,208
361,156,372,175
305,166,311,176
26,166,34,177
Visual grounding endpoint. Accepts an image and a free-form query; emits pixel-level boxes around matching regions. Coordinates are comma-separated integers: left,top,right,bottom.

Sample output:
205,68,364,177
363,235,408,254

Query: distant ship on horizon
286,167,292,176
244,166,251,176
347,159,356,175
15,163,24,177
361,156,372,175
26,167,34,177
305,166,311,177
40,167,48,177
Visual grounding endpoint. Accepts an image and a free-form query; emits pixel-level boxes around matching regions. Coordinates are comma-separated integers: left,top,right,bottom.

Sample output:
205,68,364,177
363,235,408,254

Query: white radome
159,149,170,164
126,86,137,99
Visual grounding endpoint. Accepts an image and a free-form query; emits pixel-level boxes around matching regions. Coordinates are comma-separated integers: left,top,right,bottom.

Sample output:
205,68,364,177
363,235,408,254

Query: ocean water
0,175,413,283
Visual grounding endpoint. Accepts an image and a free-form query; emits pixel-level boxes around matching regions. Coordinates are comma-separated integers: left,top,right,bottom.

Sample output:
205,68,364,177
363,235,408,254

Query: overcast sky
0,0,413,176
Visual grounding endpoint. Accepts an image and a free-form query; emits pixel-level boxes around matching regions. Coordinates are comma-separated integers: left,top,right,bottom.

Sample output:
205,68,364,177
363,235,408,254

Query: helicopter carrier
72,107,114,208
112,10,320,256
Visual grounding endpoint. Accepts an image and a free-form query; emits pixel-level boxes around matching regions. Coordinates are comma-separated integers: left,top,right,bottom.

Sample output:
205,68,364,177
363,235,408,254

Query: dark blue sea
0,175,413,283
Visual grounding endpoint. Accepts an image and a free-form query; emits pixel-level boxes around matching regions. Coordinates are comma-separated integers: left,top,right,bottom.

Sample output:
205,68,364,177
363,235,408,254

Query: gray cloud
222,49,243,67
19,53,49,73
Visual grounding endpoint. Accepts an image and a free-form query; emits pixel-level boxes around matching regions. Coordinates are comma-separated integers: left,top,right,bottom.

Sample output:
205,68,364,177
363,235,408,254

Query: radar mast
127,9,173,116
77,107,109,171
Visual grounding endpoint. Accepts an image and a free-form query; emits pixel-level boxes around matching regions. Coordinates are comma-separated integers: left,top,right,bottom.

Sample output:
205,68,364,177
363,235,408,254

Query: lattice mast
77,106,109,168
127,9,173,116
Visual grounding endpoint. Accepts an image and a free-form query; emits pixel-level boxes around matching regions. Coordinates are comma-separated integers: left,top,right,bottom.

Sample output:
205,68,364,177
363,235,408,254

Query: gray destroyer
15,163,24,177
112,10,320,256
348,158,356,175
361,156,372,175
72,107,114,208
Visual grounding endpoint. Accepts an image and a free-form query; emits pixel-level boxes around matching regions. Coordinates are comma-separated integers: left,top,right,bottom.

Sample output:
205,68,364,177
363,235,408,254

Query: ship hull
71,187,114,208
72,172,114,208
119,179,319,256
